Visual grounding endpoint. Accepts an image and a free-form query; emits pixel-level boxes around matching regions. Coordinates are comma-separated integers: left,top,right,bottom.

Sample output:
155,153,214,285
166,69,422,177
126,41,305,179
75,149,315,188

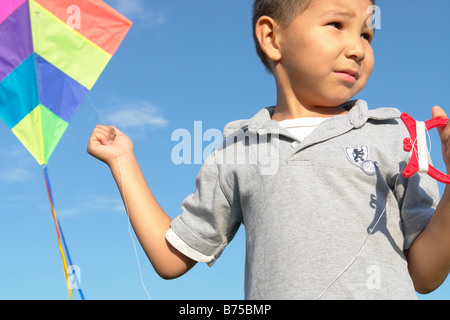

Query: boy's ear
255,16,282,65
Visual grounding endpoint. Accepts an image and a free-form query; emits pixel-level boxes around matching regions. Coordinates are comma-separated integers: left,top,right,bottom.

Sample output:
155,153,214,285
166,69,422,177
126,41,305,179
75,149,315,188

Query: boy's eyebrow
320,7,376,35
320,9,357,19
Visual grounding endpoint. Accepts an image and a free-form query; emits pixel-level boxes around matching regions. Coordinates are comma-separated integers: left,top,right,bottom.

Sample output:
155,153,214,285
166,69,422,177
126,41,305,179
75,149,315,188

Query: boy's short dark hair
252,0,312,73
252,0,375,73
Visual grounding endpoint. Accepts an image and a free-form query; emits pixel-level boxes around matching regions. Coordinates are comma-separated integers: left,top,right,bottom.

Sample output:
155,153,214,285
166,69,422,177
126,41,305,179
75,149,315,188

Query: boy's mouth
335,69,359,84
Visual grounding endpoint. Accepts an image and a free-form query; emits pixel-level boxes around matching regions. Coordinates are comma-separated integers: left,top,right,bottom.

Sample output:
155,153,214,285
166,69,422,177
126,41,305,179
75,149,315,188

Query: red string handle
401,113,450,183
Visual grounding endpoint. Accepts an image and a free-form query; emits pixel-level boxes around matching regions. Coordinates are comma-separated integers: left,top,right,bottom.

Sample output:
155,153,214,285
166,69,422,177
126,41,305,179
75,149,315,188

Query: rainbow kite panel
0,0,132,165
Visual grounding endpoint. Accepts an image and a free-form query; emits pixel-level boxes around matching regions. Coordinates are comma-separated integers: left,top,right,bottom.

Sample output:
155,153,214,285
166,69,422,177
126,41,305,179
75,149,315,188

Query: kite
401,113,450,183
0,0,132,299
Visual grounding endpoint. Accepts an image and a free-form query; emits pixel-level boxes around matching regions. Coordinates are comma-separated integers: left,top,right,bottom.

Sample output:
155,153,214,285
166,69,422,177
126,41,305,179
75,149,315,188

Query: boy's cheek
358,62,374,89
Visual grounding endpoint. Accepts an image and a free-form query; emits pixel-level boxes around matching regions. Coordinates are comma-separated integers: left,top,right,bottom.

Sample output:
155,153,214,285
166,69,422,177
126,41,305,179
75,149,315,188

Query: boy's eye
361,33,372,42
328,22,342,29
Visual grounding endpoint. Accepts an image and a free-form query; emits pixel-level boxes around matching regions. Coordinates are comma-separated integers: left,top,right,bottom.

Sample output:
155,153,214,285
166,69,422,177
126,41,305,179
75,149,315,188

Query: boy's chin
298,86,362,108
316,96,356,108
327,90,361,106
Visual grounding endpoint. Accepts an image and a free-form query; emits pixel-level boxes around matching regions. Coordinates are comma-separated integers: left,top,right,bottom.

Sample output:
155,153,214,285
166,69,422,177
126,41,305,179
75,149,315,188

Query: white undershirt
278,117,328,142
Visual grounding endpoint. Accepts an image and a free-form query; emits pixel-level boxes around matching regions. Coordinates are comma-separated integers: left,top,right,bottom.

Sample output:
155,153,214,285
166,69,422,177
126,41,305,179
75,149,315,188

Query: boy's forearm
407,185,450,294
109,153,196,279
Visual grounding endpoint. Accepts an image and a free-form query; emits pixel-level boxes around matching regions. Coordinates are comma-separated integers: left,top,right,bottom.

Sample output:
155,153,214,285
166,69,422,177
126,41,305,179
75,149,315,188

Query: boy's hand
432,106,450,172
87,125,134,167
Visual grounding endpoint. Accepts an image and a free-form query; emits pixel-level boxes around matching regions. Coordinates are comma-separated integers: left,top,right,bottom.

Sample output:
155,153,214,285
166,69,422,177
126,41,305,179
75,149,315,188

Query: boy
87,0,450,299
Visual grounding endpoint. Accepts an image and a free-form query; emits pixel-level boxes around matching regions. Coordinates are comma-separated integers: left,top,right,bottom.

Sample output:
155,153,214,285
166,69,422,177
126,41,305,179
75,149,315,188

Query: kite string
316,124,434,299
315,163,405,300
116,151,152,300
85,93,107,125
85,93,151,300
414,121,430,173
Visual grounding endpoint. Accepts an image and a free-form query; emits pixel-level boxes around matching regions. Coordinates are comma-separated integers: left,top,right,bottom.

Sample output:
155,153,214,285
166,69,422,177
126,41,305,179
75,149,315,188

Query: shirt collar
223,99,401,138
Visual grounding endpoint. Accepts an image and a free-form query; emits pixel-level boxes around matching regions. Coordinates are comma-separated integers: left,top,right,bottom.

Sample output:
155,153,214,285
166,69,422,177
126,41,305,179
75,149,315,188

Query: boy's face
276,0,375,108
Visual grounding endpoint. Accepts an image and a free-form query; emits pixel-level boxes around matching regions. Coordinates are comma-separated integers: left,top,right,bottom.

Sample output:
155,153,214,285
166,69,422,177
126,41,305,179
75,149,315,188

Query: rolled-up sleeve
397,170,440,250
166,152,241,267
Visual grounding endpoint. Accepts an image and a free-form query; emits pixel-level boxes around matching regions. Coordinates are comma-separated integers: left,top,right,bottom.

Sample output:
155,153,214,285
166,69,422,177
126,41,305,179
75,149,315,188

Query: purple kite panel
0,1,33,82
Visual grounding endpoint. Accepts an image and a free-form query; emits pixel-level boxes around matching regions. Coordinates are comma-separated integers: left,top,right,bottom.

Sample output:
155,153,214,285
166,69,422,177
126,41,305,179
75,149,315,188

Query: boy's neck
272,97,348,121
271,91,348,122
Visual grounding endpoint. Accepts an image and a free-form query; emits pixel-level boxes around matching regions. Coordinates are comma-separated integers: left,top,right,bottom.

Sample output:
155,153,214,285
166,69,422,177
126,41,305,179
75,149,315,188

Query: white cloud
59,194,124,217
105,101,169,130
0,167,34,183
0,143,37,183
105,0,167,27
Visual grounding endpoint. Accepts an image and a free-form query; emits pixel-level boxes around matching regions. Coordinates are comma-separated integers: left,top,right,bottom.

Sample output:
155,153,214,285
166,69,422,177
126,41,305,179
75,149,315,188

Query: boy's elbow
155,268,189,280
158,272,182,281
416,288,435,295
405,248,449,295
144,241,198,280
409,266,446,295
153,256,198,280
156,267,188,280
413,279,443,295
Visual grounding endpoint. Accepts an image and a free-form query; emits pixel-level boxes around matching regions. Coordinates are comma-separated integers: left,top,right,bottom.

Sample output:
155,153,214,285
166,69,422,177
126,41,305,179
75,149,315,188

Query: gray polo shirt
166,100,439,300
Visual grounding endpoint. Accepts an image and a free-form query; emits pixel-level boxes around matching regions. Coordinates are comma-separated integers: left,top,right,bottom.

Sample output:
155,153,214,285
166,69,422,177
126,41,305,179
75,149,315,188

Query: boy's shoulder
222,106,275,138
366,106,402,121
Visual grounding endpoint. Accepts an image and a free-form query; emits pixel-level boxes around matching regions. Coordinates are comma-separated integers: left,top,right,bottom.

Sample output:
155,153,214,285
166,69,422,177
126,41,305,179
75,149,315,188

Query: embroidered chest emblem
344,146,377,176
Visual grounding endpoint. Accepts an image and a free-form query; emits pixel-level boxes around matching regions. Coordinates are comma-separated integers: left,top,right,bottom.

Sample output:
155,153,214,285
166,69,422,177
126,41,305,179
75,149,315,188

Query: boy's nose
345,37,366,62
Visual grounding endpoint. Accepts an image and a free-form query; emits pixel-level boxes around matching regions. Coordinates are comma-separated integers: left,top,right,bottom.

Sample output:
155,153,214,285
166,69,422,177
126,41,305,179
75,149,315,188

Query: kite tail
43,165,85,300
58,219,85,300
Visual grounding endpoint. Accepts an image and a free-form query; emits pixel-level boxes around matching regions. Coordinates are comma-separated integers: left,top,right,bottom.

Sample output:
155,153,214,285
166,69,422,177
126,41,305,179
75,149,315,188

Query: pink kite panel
0,0,26,24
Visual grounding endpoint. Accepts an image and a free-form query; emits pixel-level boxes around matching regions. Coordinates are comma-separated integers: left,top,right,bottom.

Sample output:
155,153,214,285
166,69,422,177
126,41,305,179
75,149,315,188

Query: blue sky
0,0,449,300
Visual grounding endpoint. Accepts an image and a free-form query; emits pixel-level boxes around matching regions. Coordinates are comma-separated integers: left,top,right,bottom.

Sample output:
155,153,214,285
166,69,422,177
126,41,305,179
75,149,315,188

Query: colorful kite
0,0,132,299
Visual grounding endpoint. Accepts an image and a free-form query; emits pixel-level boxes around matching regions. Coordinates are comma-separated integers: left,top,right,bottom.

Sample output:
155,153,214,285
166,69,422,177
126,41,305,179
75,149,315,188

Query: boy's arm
406,187,450,294
87,125,197,279
406,106,450,294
